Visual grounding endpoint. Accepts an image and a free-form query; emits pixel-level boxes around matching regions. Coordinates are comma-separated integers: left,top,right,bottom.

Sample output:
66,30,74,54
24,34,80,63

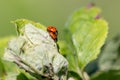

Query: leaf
0,37,14,57
0,59,6,78
0,37,17,78
17,73,29,80
12,19,46,35
3,72,18,80
91,70,120,80
98,34,120,71
68,71,82,80
4,19,68,80
61,29,78,72
65,7,108,71
0,37,10,78
2,71,35,80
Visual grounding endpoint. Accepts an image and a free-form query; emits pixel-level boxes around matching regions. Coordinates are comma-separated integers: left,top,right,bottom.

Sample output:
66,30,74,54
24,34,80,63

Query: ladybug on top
47,26,58,42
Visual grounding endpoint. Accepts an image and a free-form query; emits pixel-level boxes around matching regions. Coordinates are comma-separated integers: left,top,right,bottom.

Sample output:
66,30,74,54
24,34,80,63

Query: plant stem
77,67,85,80
73,51,90,80
73,52,89,80
77,67,89,80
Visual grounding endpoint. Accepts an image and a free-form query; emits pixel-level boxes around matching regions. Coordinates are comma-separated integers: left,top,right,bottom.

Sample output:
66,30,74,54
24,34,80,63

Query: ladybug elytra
47,26,58,42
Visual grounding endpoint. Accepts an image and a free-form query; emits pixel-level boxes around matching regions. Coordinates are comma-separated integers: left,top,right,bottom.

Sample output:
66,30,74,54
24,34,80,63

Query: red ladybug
47,26,58,42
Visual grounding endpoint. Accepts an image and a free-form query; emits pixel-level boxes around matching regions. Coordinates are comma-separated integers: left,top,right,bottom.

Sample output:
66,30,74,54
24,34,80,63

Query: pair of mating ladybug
47,26,58,42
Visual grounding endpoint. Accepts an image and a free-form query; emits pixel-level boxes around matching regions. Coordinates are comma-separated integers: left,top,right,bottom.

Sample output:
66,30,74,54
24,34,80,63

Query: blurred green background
0,0,120,40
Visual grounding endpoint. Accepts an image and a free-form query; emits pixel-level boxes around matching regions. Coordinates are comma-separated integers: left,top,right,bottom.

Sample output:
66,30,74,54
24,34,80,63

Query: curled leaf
4,19,68,80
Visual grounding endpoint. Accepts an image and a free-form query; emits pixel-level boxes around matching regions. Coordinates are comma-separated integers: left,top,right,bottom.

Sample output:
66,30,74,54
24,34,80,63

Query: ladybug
47,26,58,42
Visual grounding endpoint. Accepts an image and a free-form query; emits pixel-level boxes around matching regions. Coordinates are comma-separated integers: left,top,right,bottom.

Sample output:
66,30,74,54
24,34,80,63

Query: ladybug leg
54,31,58,36
54,38,58,42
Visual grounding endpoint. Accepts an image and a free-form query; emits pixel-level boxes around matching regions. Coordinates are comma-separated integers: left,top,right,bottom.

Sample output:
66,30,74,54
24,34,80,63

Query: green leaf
58,41,77,72
3,72,18,80
12,19,46,35
58,40,73,56
17,73,29,80
65,7,108,70
0,37,14,57
99,34,120,71
17,72,38,80
0,37,15,78
61,29,78,72
91,70,120,80
68,71,82,80
0,59,6,78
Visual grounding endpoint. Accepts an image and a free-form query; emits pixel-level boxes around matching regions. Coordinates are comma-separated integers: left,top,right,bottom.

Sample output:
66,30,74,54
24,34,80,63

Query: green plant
0,5,109,80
